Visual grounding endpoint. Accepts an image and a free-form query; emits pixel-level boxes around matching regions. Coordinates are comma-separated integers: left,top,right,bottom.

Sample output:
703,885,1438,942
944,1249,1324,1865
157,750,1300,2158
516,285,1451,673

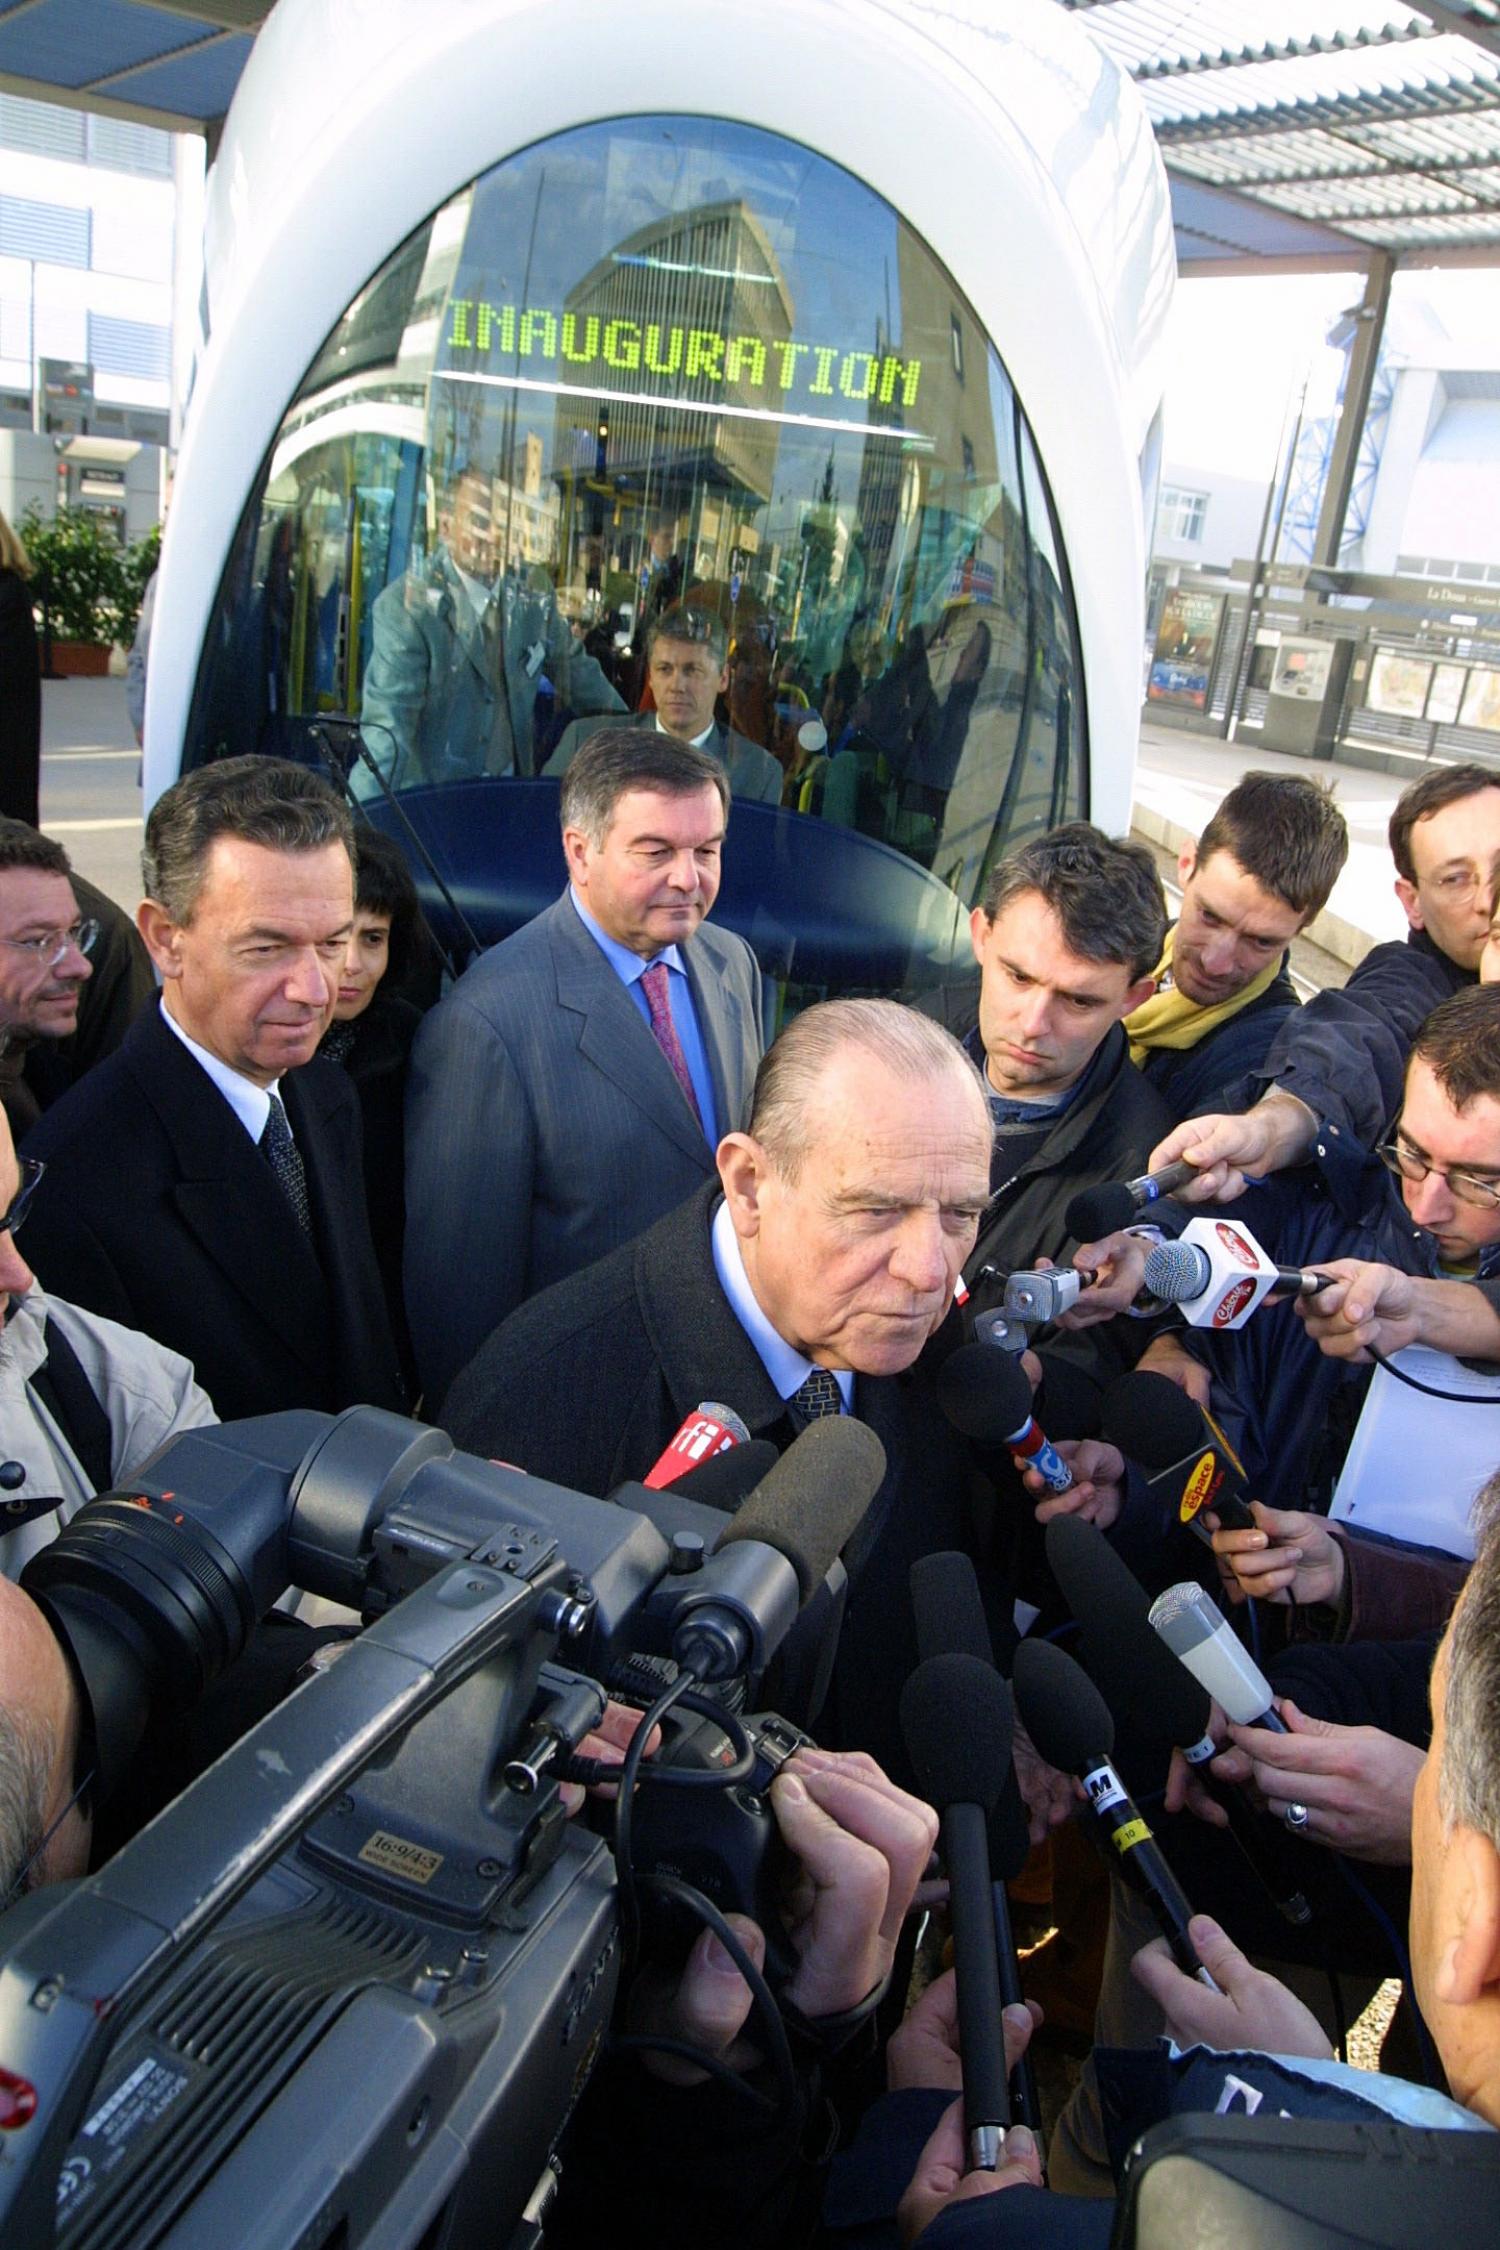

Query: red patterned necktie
640,960,703,1128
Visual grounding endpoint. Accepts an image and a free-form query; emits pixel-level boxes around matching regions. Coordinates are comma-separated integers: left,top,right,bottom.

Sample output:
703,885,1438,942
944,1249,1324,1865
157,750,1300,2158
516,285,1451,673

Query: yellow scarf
1126,926,1283,1063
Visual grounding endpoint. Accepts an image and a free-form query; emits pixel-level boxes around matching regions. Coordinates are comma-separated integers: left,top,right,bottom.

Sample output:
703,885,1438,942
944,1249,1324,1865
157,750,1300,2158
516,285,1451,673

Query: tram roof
4,0,1500,270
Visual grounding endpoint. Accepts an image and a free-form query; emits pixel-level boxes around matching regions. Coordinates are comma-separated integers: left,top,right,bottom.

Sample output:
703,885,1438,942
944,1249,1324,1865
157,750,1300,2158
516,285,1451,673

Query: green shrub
20,504,137,645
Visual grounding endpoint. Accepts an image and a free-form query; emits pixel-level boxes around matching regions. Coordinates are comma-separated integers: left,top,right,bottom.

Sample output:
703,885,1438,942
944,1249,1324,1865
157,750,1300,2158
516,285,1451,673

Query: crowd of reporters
0,729,1498,2243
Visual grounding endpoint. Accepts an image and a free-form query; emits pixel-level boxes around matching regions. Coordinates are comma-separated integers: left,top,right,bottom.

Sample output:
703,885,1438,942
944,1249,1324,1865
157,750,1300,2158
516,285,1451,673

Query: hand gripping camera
0,1405,883,2250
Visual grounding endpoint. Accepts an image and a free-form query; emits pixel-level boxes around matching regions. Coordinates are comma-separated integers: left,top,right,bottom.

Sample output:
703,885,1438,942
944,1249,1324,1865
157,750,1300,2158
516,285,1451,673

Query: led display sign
444,302,922,408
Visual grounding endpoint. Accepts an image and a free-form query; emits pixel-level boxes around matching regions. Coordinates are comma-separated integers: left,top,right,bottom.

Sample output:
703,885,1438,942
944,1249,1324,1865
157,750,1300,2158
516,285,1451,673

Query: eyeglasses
1424,864,1497,897
0,919,99,969
1378,1139,1500,1211
0,1157,45,1238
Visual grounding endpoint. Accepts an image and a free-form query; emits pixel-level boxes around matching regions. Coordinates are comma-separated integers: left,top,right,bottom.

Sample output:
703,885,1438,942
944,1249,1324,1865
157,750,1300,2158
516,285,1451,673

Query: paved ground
39,676,142,912
40,677,1417,982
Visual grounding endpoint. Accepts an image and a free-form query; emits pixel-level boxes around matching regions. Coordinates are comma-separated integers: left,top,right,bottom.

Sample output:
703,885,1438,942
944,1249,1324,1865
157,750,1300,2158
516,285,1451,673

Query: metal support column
1310,253,1393,571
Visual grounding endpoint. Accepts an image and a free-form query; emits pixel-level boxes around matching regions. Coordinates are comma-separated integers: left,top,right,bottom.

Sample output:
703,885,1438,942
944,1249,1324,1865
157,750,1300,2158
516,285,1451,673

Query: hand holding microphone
936,1346,1074,1495
1215,1700,1425,1864
1131,1914,1333,2061
1101,1371,1257,1538
1011,1637,1221,1986
1143,1091,1320,1207
1210,1501,1347,1609
1143,1215,1336,1331
1064,1159,1200,1241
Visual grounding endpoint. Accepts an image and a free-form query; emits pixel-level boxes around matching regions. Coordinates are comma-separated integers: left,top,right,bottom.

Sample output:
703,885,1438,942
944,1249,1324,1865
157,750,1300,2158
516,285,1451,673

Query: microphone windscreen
669,1438,780,1514
900,1652,1013,1813
1101,1370,1205,1472
1065,1182,1136,1241
908,1553,1029,1873
700,1400,752,1445
936,1343,1032,1446
1011,1636,1113,1773
713,1415,886,1601
1031,1356,1103,1442
911,1550,993,1666
1045,1516,1213,1753
1142,1238,1210,1306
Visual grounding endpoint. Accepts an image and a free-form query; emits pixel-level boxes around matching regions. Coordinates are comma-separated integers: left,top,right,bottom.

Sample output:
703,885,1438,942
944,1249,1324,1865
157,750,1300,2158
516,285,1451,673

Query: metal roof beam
1154,78,1500,147
76,28,239,99
1312,253,1393,570
0,71,209,134
1413,5,1500,67
1133,23,1437,84
1178,143,1497,191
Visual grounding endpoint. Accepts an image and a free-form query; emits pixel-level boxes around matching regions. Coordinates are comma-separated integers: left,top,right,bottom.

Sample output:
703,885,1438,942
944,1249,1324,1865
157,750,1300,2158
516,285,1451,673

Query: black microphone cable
606,1658,799,2129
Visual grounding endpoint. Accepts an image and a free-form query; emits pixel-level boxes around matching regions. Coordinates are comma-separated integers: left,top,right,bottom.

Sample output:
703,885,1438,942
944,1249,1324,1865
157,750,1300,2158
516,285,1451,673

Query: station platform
39,677,1416,977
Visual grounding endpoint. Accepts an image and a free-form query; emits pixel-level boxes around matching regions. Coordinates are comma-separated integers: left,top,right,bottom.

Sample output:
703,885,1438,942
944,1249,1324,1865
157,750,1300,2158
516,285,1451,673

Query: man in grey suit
545,603,783,805
358,507,622,792
404,727,765,1403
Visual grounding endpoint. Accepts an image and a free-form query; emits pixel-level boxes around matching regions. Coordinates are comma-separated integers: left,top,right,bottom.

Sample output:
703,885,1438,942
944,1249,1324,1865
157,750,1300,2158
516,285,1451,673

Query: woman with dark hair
0,510,41,828
321,828,427,1387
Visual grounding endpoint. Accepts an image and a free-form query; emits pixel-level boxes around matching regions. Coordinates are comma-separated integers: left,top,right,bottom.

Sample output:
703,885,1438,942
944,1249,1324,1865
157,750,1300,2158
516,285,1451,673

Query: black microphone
664,1439,780,1514
1100,1371,1257,1537
712,1415,886,1600
658,1420,886,1682
1045,1517,1312,1926
1011,1637,1219,1986
909,1553,1040,2129
1065,1159,1198,1240
910,1552,1026,1861
937,1347,1073,1494
901,1653,1015,2167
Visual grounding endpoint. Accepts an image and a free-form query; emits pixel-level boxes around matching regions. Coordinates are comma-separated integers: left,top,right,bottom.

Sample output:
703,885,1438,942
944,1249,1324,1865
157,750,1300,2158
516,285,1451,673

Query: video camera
0,1405,884,2249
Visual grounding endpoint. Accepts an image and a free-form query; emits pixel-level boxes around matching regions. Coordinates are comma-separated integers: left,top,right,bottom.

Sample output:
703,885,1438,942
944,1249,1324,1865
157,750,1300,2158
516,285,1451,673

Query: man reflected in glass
358,471,623,794
546,603,782,806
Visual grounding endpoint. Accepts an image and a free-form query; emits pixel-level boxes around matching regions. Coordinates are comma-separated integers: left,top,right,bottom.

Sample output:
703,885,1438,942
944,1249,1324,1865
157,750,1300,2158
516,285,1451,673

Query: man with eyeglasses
0,821,154,1140
1076,986,1500,1537
1149,762,1500,1202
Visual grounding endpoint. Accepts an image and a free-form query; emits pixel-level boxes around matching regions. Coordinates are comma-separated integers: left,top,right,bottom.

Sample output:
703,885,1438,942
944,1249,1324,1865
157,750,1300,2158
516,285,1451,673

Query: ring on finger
1284,1800,1311,1833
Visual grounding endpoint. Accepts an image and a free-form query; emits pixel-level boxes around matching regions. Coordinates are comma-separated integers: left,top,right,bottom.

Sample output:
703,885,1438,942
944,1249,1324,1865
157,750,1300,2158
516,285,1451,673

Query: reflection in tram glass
184,116,1086,1002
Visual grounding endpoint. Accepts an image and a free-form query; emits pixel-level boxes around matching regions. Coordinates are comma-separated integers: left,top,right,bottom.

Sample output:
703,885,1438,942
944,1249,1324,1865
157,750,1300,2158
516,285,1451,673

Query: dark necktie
640,960,703,1129
790,1367,844,1423
261,1091,311,1235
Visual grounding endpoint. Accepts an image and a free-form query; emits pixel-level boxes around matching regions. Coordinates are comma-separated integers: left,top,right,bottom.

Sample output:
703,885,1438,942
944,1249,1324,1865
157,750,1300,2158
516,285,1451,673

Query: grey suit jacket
359,553,621,792
404,889,764,1402
545,708,783,805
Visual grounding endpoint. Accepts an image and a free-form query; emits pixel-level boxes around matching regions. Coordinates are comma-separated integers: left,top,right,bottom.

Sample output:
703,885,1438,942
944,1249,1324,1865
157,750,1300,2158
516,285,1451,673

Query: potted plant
19,504,131,677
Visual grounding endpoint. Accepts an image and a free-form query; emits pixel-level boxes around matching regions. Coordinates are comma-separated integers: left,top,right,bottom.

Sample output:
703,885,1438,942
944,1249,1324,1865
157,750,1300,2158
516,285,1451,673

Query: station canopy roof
1063,0,1500,266
3,0,1500,268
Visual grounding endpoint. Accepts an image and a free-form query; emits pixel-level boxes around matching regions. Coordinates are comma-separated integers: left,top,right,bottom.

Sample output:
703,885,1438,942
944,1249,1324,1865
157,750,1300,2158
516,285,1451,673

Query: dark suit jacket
22,1005,405,1422
545,707,783,805
0,568,40,828
406,890,764,1403
442,1183,1007,1786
